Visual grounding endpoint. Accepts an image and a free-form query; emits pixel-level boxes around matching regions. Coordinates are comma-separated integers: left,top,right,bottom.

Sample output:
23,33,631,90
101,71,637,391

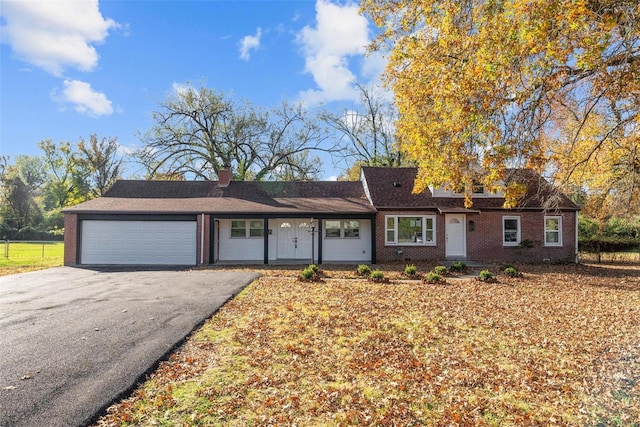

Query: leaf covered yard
96,265,640,426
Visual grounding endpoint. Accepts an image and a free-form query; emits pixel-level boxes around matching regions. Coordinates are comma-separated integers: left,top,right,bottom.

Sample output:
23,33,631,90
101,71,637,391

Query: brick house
63,167,579,266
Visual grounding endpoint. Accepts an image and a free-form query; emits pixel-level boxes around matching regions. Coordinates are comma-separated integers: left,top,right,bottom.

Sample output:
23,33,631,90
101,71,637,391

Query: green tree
362,0,639,208
0,162,43,233
39,139,87,209
138,85,328,181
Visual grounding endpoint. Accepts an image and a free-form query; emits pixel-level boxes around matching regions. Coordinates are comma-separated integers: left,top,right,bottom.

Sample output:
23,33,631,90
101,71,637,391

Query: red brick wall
466,211,577,263
375,210,577,263
63,213,78,266
375,211,446,262
196,214,211,265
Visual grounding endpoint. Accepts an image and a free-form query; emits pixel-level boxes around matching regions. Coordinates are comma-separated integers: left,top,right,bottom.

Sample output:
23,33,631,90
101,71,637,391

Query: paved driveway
0,267,259,427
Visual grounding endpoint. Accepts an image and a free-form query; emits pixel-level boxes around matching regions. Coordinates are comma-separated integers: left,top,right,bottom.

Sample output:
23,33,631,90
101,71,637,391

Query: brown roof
361,167,579,211
64,180,376,215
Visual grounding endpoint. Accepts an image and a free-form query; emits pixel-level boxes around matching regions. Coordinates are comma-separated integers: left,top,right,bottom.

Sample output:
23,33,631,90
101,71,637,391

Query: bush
404,264,418,276
433,265,448,275
307,264,319,274
424,271,443,283
370,270,385,280
357,264,371,276
450,261,466,272
479,269,494,281
300,267,315,280
504,266,519,277
579,237,640,253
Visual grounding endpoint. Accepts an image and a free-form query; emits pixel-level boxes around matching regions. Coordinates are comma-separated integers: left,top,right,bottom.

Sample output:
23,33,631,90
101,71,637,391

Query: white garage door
81,220,197,265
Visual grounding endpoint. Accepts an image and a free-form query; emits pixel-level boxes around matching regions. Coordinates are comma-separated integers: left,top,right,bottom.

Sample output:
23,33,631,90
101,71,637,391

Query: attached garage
80,219,197,265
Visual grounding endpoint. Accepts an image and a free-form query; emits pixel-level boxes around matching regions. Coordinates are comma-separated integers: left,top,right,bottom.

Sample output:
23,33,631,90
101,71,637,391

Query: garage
80,220,197,265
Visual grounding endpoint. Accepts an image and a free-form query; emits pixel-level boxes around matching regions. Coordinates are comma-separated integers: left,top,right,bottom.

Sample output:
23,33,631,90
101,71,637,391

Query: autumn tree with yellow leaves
361,0,639,210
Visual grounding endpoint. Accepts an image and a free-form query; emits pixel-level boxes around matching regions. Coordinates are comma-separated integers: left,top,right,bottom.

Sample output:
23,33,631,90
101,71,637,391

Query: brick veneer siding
375,210,446,263
375,210,577,263
466,210,577,263
196,213,211,265
63,213,79,266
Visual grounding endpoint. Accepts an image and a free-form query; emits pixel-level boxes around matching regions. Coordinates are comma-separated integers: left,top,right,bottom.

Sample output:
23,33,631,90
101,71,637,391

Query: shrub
404,264,418,276
370,270,385,280
300,267,315,280
450,261,466,272
357,264,371,276
424,271,443,283
433,265,448,275
307,264,319,274
504,266,519,277
479,269,494,281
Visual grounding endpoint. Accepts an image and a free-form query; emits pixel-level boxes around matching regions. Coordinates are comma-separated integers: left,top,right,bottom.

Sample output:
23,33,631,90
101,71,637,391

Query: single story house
63,167,579,266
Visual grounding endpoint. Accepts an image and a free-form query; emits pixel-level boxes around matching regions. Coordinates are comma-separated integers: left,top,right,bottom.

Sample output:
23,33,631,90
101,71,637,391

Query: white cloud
53,79,113,117
296,0,369,105
239,27,262,61
0,0,117,76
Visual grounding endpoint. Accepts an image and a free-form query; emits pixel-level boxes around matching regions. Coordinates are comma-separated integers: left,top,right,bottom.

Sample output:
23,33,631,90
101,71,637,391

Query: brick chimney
218,167,232,187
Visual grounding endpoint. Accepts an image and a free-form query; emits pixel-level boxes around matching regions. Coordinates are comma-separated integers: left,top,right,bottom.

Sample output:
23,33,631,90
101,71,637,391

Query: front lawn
0,241,64,276
95,264,639,426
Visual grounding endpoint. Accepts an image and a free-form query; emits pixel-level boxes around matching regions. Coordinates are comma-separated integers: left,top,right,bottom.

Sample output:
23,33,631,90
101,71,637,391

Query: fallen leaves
94,264,640,426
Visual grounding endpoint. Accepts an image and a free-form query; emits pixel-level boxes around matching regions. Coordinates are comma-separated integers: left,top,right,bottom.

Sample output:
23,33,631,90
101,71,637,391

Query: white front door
445,214,466,258
277,219,313,259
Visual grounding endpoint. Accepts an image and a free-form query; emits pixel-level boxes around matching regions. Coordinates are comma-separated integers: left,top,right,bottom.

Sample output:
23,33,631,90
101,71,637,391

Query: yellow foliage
361,0,640,209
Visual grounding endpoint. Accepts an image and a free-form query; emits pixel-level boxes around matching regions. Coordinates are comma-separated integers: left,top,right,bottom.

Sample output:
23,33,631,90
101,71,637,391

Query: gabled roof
64,180,376,215
361,167,579,211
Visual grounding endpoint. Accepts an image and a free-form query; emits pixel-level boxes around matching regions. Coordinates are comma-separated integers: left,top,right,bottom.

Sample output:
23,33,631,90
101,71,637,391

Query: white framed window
231,219,264,238
544,216,562,246
344,220,360,238
324,220,360,238
502,216,521,246
249,220,264,238
385,215,436,245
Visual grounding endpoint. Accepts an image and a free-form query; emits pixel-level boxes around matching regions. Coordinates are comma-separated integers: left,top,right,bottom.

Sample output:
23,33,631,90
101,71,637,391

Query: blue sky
0,0,386,179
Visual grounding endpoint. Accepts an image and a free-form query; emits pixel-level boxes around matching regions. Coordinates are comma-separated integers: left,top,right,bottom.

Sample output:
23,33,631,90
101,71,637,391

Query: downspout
201,213,205,265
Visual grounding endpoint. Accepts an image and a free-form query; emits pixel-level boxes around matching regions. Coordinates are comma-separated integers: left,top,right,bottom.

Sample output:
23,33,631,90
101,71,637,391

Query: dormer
429,181,504,198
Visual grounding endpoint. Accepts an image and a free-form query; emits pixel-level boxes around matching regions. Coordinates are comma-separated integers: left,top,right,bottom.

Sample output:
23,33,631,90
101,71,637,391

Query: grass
0,241,64,276
95,263,640,426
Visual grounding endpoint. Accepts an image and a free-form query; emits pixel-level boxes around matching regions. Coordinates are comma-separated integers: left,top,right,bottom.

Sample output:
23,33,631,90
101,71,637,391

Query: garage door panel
81,221,197,265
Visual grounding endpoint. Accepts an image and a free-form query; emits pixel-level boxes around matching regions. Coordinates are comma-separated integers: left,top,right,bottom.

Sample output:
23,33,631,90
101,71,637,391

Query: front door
445,214,466,258
277,219,313,260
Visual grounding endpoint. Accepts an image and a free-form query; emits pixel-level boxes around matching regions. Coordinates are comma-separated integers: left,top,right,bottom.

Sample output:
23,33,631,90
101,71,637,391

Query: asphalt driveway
0,267,259,427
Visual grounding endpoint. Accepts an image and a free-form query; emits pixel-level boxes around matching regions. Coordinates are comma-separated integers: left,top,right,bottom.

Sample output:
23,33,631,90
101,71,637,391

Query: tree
321,83,409,176
0,159,43,233
361,0,639,207
77,134,123,197
138,85,328,181
39,139,87,209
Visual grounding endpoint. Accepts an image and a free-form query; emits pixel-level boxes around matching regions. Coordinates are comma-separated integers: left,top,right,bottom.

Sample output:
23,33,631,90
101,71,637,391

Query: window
249,220,264,237
325,220,341,238
503,216,521,246
324,220,360,238
472,182,485,194
344,220,360,238
544,216,562,246
231,219,264,238
385,215,436,245
230,220,246,238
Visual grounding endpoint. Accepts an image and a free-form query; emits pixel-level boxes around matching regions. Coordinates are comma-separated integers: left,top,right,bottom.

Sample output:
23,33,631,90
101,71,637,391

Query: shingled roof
64,180,376,215
361,167,579,211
